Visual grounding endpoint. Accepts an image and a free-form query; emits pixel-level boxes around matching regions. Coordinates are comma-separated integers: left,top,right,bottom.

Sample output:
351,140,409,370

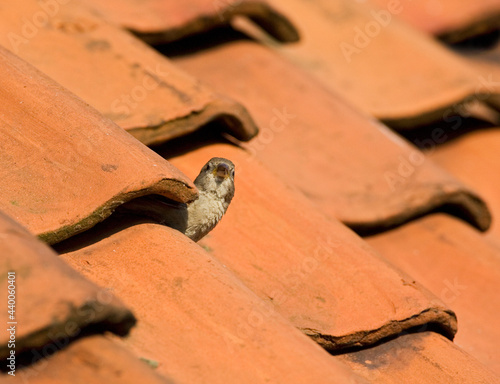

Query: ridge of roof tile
244,0,496,128
60,221,369,384
0,0,258,145
0,45,196,244
8,336,175,384
0,212,135,361
159,142,458,351
366,213,500,375
83,0,299,44
368,0,500,43
337,332,500,384
171,39,491,233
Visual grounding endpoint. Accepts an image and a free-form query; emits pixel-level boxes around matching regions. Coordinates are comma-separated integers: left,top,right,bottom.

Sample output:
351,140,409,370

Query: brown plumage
118,158,235,241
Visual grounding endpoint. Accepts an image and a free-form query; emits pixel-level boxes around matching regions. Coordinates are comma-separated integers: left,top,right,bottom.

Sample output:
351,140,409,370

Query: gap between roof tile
0,44,197,244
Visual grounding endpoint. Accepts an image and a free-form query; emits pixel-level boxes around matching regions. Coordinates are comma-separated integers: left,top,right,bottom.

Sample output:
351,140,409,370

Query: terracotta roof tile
366,214,500,375
2,0,498,381
84,0,299,44
0,0,257,145
0,212,135,360
337,332,500,384
59,221,368,384
0,45,197,244
159,142,458,351
171,39,491,233
368,0,500,43
460,42,500,112
426,127,500,244
243,0,495,127
10,336,174,384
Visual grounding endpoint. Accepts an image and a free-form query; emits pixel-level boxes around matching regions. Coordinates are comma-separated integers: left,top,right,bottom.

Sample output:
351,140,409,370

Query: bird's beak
214,163,230,179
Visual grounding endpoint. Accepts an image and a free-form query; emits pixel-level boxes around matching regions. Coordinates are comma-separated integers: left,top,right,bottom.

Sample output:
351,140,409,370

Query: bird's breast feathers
185,191,229,241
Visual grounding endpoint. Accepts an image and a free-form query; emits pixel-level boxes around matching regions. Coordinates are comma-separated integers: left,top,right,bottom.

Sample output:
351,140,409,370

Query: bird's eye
231,169,235,178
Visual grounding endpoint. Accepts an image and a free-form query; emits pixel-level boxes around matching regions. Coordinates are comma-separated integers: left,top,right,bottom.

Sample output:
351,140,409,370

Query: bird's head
194,157,235,201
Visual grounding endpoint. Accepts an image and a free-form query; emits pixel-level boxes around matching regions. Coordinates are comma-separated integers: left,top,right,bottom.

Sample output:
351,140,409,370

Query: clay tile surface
460,42,500,113
369,0,500,43
171,40,491,233
428,42,500,243
0,212,135,360
59,221,368,384
366,214,500,375
9,336,174,384
0,45,197,244
0,0,257,145
337,332,500,384
84,0,299,44
248,0,493,128
426,128,500,244
157,142,458,351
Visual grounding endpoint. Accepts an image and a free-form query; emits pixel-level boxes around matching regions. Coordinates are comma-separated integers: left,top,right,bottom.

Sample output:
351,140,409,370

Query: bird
118,157,235,242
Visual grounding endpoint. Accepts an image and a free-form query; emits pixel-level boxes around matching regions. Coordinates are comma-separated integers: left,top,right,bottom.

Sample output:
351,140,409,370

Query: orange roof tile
366,214,500,375
0,0,257,145
245,0,494,127
162,142,458,350
337,332,500,384
11,336,174,384
0,0,498,381
171,40,491,233
60,220,368,384
0,212,135,360
84,0,299,44
460,42,500,113
0,45,196,244
426,128,500,243
368,0,500,43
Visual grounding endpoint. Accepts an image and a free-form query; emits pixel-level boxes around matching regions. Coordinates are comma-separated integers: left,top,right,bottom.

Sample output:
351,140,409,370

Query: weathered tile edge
39,178,197,245
305,307,457,352
128,97,259,146
133,1,299,44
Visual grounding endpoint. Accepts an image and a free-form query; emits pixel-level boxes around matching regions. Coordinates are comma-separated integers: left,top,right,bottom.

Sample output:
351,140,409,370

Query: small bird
119,157,235,242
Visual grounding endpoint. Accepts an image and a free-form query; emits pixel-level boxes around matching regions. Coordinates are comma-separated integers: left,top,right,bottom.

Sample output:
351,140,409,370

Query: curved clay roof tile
0,45,197,244
0,212,136,359
0,0,258,147
84,0,300,44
